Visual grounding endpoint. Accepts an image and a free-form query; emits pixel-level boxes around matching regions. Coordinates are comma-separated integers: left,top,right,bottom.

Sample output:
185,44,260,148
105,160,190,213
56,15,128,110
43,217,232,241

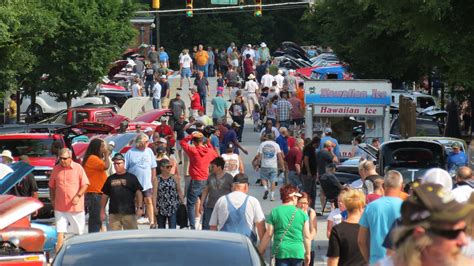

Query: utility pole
152,0,160,47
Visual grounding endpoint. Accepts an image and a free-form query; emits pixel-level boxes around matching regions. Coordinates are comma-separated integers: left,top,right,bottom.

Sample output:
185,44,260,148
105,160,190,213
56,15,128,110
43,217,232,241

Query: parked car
52,230,264,266
95,83,131,107
391,90,437,113
310,65,349,80
390,115,444,139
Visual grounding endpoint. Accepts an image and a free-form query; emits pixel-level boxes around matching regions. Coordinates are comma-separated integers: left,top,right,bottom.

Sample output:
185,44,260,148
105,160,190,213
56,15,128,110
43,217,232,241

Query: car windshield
417,97,435,109
0,139,55,157
59,238,256,266
391,118,440,137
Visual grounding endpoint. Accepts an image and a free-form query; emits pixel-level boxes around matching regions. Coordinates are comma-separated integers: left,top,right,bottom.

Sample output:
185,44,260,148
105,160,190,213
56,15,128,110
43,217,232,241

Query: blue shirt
447,151,468,171
210,135,220,151
359,196,403,264
211,96,228,119
124,147,157,191
319,136,340,158
276,135,289,155
221,129,239,154
159,51,169,62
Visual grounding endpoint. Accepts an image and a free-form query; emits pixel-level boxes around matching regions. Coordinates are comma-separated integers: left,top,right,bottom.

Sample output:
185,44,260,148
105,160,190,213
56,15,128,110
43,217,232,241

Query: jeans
275,258,304,266
187,180,207,229
152,97,161,109
288,171,303,190
144,81,154,96
199,94,207,113
85,193,102,233
157,213,177,229
197,64,208,77
208,64,215,77
279,120,290,129
202,207,214,230
232,117,244,141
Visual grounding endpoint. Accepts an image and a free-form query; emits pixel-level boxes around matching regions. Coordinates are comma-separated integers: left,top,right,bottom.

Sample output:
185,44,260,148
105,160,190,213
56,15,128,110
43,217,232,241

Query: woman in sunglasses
155,159,184,229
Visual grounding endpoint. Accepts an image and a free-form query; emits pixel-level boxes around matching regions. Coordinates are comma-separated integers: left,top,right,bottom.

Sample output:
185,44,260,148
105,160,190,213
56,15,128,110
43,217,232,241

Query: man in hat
358,170,404,264
144,127,154,143
196,106,212,126
211,91,228,124
101,153,143,231
154,117,175,147
189,87,201,118
159,75,170,108
447,142,468,173
319,127,341,159
193,71,209,113
180,130,218,229
209,173,266,243
244,73,259,116
0,150,14,164
258,42,270,65
221,122,248,155
383,183,474,266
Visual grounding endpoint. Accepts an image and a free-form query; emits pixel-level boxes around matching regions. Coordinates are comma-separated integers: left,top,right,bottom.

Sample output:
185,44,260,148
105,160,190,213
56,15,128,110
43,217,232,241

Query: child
216,72,225,95
252,104,260,132
326,189,349,238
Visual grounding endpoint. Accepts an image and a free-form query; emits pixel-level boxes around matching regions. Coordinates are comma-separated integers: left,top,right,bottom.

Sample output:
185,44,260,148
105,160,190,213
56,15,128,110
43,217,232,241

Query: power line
157,4,308,17
136,2,309,14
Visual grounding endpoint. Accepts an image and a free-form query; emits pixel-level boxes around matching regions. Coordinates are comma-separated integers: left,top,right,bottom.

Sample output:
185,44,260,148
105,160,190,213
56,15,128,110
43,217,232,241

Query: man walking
150,75,161,109
210,173,266,243
452,166,474,202
168,93,186,127
287,138,304,189
100,153,143,230
159,46,169,68
211,91,228,124
195,44,209,77
159,75,170,108
200,157,234,230
124,134,157,228
252,133,284,201
194,71,209,113
358,170,404,264
49,148,89,252
276,92,293,129
179,49,193,90
180,131,219,229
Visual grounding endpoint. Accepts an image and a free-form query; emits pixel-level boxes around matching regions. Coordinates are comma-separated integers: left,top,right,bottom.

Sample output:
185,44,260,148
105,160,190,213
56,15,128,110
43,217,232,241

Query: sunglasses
113,162,123,165
428,227,467,240
162,165,172,169
60,157,70,160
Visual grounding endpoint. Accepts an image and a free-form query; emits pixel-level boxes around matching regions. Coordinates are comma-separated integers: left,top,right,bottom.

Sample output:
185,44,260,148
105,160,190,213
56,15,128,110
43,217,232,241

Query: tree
39,0,137,107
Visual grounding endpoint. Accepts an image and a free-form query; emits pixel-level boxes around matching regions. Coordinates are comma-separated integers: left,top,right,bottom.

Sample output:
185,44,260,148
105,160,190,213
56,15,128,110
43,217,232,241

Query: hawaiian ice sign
305,80,391,105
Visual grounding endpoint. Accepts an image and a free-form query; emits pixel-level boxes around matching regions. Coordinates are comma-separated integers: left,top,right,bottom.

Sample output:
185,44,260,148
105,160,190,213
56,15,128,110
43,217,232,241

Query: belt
86,192,103,195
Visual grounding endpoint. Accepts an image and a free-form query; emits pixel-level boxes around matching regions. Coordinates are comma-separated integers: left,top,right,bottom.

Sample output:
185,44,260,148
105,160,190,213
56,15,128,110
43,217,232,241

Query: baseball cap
112,153,125,161
226,142,234,150
160,75,167,79
420,168,453,190
108,140,115,147
198,106,205,112
156,146,166,154
144,127,153,133
158,137,167,144
401,183,474,226
191,131,204,139
160,116,167,121
233,173,249,184
451,142,461,149
324,127,332,134
176,93,181,97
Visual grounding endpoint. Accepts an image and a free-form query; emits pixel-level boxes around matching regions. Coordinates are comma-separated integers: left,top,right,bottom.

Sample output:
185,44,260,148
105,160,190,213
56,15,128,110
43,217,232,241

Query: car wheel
26,103,44,122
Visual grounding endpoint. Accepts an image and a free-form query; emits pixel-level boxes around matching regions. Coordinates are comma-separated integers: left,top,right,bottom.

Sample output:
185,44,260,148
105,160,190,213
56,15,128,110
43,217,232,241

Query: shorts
55,211,85,234
260,167,278,182
231,59,239,67
181,67,191,78
142,188,153,198
217,86,224,93
176,140,182,151
109,213,138,230
292,118,304,126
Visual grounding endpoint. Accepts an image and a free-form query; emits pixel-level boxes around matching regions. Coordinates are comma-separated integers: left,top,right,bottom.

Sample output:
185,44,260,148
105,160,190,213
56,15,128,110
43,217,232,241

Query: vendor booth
304,80,392,159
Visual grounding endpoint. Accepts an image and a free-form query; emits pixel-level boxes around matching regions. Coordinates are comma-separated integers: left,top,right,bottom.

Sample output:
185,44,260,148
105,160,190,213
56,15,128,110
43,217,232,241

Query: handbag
271,208,297,266
176,203,188,228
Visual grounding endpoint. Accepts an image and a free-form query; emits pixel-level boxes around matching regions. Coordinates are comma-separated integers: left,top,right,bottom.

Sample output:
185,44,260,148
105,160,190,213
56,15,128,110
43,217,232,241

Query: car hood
75,121,118,134
0,195,43,230
118,97,155,120
132,109,172,123
108,60,129,78
0,162,35,195
27,157,57,168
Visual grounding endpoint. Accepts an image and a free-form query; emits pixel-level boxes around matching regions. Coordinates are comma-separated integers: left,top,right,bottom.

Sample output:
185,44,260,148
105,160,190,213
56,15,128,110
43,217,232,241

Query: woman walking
229,96,247,142
258,184,311,266
297,192,318,266
155,159,184,229
82,139,110,233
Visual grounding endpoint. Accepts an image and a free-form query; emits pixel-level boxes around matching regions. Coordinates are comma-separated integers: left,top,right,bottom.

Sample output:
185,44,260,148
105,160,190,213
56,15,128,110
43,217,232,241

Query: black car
53,230,264,266
390,115,444,139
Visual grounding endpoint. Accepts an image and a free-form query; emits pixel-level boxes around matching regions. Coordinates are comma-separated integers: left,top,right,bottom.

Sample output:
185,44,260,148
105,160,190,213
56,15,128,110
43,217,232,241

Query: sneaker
263,191,269,200
179,161,183,165
150,223,157,229
177,87,182,90
270,197,275,201
137,217,149,224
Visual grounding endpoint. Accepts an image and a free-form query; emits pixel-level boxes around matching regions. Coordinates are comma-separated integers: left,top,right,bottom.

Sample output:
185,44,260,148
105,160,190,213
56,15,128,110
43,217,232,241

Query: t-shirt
221,129,239,154
260,127,280,139
131,84,140,97
195,50,209,66
225,71,239,86
286,147,303,171
124,147,157,191
320,172,342,200
367,193,382,203
8,100,17,119
9,173,38,197
180,54,192,68
261,74,274,89
194,77,209,95
173,120,187,140
205,173,233,208
159,51,169,62
151,83,161,99
210,191,265,231
169,98,185,119
83,155,107,193
148,51,158,63
211,96,228,119
275,136,289,156
316,149,334,176
258,140,281,169
101,172,142,215
243,58,254,74
288,97,303,120
319,136,340,158
359,196,403,264
160,81,169,98
301,146,317,176
327,223,366,266
268,205,308,259
222,153,240,177
327,208,344,225
144,67,155,82
190,93,201,110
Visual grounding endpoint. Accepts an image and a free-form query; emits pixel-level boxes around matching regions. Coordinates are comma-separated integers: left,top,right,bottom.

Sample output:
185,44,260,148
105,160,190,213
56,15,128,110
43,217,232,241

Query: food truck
304,80,392,159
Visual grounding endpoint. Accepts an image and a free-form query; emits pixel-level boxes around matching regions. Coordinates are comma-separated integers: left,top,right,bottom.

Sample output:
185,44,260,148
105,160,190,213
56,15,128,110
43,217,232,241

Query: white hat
420,168,453,190
248,74,256,80
278,69,283,75
144,127,153,133
108,141,115,147
324,127,332,134
260,42,267,47
0,150,13,161
289,69,295,73
247,44,252,47
159,138,167,144
160,75,167,79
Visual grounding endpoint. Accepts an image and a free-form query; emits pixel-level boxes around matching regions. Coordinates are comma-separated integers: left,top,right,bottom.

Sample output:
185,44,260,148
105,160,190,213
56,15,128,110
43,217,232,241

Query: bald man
452,166,474,203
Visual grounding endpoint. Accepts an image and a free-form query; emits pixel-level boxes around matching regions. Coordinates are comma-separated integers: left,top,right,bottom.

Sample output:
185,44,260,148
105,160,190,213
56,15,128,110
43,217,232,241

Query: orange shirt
296,87,305,109
399,191,409,201
195,50,209,66
49,161,90,212
83,155,107,193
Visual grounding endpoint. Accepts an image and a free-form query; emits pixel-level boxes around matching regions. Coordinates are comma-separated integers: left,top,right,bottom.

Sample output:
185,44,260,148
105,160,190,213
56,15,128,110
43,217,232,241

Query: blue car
311,65,349,80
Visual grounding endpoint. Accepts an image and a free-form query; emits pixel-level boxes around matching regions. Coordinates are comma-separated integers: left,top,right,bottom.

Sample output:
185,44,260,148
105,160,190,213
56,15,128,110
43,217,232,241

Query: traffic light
151,0,160,9
254,0,262,17
186,0,193,17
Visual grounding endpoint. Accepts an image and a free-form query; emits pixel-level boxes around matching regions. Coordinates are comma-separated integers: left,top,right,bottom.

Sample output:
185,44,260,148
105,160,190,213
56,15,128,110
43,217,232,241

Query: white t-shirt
327,208,343,225
245,80,258,93
274,74,284,89
257,140,281,168
242,49,256,61
222,153,240,177
452,185,474,203
151,83,162,99
259,127,280,139
209,191,265,231
180,54,192,68
261,74,274,88
131,84,140,97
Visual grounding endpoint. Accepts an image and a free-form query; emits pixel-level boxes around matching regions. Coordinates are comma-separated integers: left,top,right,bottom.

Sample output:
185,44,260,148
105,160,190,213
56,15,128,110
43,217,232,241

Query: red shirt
180,135,218,181
366,193,382,203
286,147,303,172
243,58,254,74
191,93,201,110
287,136,296,149
217,124,228,143
154,124,175,147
